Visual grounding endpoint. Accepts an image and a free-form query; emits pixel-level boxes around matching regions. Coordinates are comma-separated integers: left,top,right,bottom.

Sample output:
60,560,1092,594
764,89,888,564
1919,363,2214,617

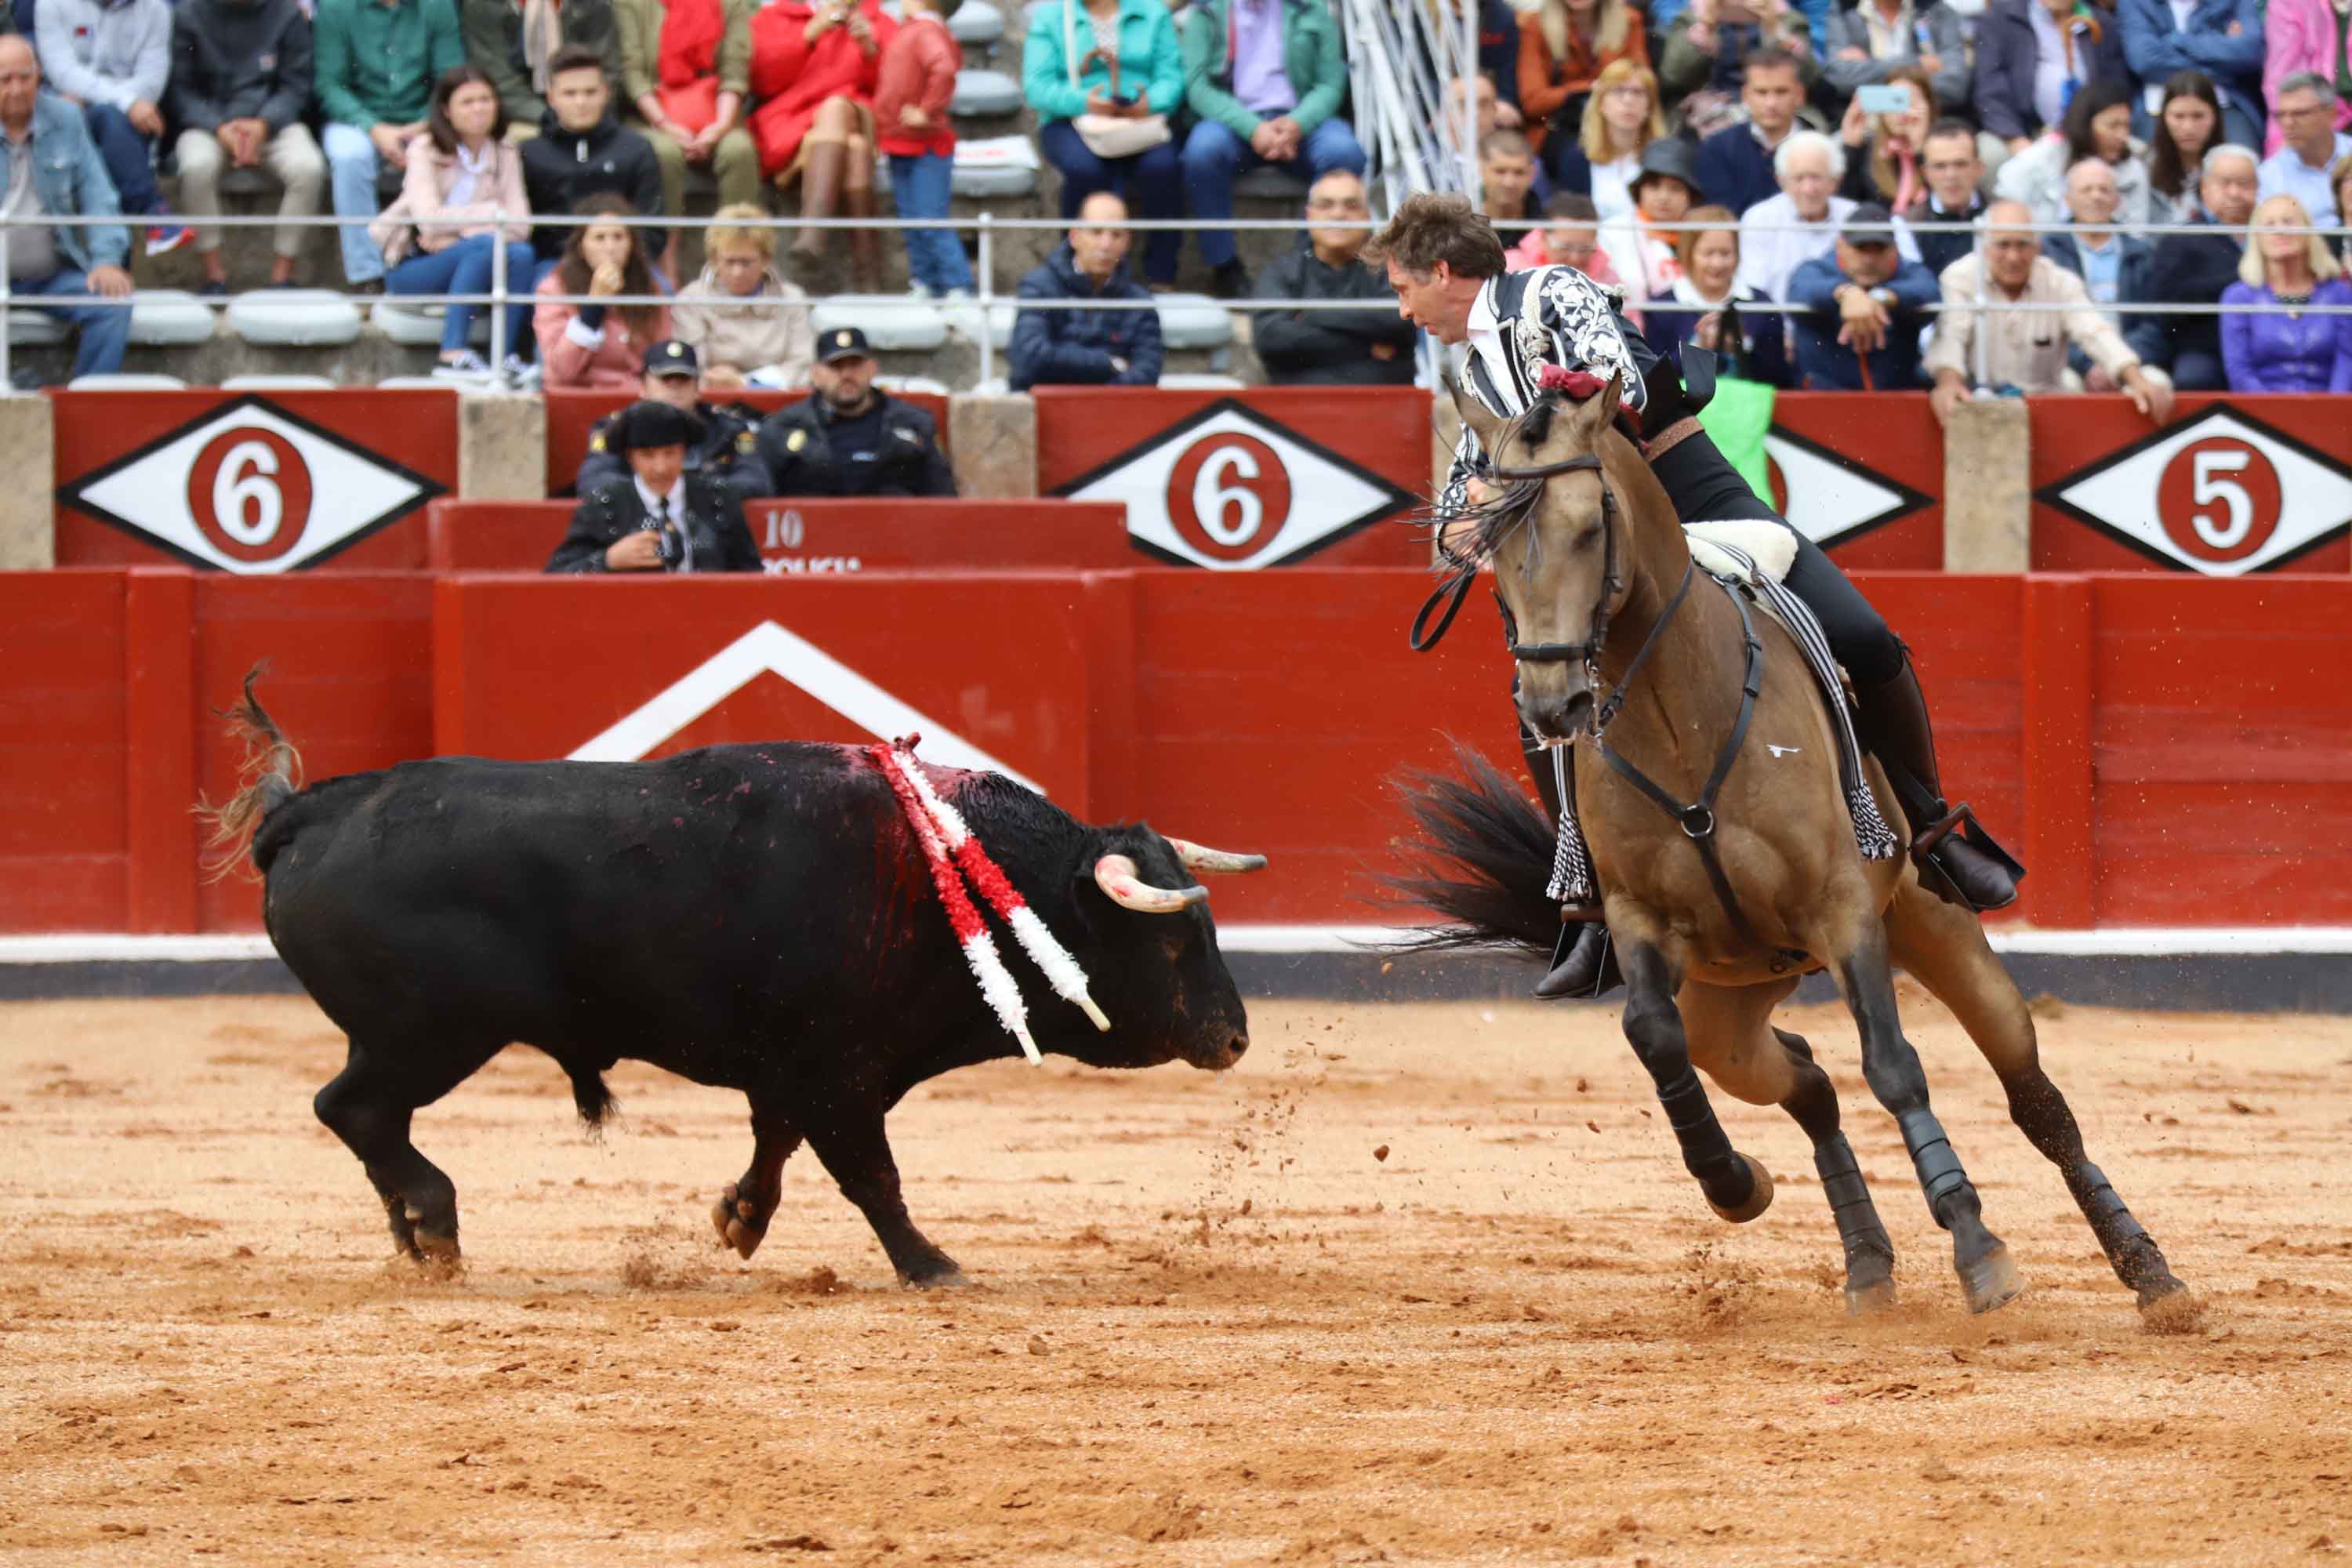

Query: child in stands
875,0,974,298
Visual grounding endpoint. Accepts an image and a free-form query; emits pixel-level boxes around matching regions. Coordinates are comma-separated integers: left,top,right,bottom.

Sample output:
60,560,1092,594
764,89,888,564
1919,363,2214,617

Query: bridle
1408,414,1773,954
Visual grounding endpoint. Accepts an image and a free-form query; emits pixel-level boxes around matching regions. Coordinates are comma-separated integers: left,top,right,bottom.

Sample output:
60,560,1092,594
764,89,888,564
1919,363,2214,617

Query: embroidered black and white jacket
1441,264,1663,513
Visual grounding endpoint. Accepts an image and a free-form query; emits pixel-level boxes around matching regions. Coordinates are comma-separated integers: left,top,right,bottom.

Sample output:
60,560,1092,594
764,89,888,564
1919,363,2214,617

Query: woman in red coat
750,0,895,290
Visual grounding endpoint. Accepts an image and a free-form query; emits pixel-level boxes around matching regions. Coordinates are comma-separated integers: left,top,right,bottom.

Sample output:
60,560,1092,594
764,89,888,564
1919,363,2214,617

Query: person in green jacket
317,0,466,285
458,0,619,132
1178,0,1362,297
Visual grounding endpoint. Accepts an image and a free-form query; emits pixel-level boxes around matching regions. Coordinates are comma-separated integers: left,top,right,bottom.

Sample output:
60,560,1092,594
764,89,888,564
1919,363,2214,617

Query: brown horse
1395,375,2195,1323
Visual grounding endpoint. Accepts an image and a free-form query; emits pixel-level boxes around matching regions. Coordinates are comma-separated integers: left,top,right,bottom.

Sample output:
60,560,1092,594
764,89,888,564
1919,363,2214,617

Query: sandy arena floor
2,986,2348,1566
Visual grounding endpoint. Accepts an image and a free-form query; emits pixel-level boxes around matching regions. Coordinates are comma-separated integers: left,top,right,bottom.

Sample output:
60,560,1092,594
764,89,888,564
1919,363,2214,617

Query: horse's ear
1576,368,1626,437
1448,376,1507,458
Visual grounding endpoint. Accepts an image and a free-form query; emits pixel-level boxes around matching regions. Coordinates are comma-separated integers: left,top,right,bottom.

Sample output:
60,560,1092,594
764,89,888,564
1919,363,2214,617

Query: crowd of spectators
0,0,2349,397
1434,0,2352,404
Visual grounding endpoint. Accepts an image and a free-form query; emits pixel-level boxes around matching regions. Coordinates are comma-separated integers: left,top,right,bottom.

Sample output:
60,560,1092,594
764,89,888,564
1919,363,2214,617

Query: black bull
206,677,1256,1286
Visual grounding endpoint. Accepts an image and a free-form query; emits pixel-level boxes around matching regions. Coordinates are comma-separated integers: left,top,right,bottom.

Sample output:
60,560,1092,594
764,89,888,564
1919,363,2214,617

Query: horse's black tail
1377,740,1563,963
195,664,303,883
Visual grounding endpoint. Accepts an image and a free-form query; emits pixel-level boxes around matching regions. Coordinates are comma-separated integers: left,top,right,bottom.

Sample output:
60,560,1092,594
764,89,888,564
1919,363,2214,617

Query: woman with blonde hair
1547,57,1662,218
2220,194,2352,393
669,201,815,387
1835,64,1934,209
1518,0,1647,169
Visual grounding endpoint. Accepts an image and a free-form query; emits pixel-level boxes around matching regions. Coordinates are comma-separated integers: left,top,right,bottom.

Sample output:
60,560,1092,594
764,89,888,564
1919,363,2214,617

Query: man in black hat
546,399,763,573
576,339,775,500
754,326,957,499
1786,202,1937,390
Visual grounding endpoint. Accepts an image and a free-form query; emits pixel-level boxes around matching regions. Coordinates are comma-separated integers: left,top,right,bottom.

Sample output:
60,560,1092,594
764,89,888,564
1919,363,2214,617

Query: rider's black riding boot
1519,728,1622,999
1851,649,2027,913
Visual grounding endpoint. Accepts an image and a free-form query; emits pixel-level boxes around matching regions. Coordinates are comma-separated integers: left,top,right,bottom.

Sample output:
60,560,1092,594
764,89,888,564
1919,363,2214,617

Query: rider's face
1387,258,1471,344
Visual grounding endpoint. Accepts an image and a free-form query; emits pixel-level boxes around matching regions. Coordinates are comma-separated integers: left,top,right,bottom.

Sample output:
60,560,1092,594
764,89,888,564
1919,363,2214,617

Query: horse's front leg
1619,940,1773,1222
1832,922,2023,1315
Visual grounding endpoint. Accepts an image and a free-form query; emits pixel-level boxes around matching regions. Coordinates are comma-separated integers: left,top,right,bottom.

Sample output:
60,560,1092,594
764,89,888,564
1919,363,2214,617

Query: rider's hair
1363,194,1508,279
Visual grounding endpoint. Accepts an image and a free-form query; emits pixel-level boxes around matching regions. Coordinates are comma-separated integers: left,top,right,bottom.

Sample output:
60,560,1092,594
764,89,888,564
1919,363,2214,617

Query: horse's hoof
901,1267,969,1291
2136,1279,2202,1334
1707,1153,1774,1224
1957,1243,2024,1316
1845,1276,1899,1316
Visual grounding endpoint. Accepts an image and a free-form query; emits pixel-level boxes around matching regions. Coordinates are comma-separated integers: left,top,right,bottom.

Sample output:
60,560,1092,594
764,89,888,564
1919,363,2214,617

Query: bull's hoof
2136,1278,2202,1334
388,1200,462,1275
1957,1242,2024,1316
1706,1153,1774,1224
1845,1275,1899,1316
898,1258,968,1290
710,1183,771,1261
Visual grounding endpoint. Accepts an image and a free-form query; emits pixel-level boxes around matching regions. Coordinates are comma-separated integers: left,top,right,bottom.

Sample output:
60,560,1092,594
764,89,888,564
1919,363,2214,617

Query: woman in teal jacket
1023,0,1185,285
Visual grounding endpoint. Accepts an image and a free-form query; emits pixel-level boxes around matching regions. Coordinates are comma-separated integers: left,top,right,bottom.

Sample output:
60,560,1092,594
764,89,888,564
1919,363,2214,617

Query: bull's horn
1093,854,1209,913
1167,837,1267,874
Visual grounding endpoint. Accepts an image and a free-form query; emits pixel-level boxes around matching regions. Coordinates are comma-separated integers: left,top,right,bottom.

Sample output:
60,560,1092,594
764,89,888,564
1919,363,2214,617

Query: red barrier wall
541,388,950,495
52,390,460,573
1766,394,1942,568
424,497,1137,572
2029,395,2352,575
5,566,2346,934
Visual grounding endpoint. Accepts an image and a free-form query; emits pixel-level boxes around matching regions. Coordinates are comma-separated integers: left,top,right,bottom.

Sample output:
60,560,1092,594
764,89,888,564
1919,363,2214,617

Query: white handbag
1061,0,1171,159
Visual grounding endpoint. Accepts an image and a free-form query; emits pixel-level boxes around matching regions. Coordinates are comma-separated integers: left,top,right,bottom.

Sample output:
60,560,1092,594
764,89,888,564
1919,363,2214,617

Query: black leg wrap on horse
1896,1106,1971,1210
1815,1135,1894,1261
1658,1064,1746,1202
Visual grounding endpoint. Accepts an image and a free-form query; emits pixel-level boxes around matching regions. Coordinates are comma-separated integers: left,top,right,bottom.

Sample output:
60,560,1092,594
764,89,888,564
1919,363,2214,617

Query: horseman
1366,192,2022,999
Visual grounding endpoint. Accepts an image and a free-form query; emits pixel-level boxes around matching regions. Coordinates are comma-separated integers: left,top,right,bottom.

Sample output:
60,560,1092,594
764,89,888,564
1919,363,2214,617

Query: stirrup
1907,799,1976,862
1558,902,1605,924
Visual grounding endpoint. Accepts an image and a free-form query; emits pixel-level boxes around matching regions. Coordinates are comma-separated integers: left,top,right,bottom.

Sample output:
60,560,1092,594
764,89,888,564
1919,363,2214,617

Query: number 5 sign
57,393,447,573
2038,404,2352,575
1054,399,1416,570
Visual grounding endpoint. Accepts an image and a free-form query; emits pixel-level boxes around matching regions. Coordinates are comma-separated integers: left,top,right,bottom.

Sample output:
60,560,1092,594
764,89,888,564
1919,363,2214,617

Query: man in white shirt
2259,74,2352,225
1735,129,1922,301
1926,199,2176,423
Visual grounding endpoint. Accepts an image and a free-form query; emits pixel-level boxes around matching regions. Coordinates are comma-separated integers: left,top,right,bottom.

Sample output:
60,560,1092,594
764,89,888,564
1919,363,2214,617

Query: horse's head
1449,372,1632,743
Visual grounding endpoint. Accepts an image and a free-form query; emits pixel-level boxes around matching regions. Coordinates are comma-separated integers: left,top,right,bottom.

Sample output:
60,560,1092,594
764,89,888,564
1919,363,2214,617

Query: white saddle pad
1683,519,1797,586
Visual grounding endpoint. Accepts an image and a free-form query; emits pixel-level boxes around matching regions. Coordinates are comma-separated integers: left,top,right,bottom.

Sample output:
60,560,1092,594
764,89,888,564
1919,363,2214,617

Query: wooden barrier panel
1036,388,1430,568
3,565,2347,934
2028,394,2352,575
1766,394,1942,569
424,497,1137,573
2086,576,2352,925
52,389,460,574
542,388,951,495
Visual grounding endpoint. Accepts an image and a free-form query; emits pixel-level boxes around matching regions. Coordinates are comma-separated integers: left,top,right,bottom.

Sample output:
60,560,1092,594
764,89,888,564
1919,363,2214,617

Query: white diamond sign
2037,405,2352,575
1054,399,1416,570
1763,429,1929,547
60,395,440,573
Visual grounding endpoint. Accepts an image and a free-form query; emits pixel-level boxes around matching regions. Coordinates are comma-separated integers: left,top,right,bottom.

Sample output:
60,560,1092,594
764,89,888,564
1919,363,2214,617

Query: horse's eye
1574,524,1605,550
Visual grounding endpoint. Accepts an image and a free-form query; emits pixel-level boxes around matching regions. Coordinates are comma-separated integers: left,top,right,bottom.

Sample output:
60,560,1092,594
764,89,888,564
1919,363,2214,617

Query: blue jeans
887,151,972,294
1180,116,1366,269
387,234,536,355
321,121,387,283
20,267,131,377
82,103,161,217
1039,118,1181,285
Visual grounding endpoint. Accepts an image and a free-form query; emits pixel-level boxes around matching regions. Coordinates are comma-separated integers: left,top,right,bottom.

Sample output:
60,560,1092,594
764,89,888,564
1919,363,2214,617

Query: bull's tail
1378,741,1562,962
196,664,303,883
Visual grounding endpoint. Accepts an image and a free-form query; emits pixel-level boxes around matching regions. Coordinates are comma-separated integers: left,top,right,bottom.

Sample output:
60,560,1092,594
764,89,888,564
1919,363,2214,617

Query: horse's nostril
1562,692,1595,731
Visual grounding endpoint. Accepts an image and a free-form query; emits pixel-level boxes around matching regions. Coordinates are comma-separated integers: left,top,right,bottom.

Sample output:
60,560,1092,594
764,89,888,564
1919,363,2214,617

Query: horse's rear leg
1885,884,2194,1323
1775,1027,1899,1314
1830,920,2022,1315
1619,943,1773,1222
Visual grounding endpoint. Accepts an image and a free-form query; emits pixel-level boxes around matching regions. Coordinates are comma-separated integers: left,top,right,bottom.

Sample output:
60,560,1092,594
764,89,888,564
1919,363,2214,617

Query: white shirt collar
633,475,687,517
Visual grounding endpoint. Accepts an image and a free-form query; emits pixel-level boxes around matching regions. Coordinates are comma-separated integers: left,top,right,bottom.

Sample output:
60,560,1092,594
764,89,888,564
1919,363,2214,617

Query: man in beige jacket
1926,199,2176,428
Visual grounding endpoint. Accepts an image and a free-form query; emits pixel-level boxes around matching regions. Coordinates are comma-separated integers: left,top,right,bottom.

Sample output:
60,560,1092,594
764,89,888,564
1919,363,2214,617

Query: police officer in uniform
755,327,958,499
546,400,764,573
576,340,775,500
1367,193,2024,998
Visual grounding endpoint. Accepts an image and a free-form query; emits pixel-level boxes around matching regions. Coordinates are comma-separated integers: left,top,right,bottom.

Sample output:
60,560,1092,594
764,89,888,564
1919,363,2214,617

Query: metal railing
5,209,2350,396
